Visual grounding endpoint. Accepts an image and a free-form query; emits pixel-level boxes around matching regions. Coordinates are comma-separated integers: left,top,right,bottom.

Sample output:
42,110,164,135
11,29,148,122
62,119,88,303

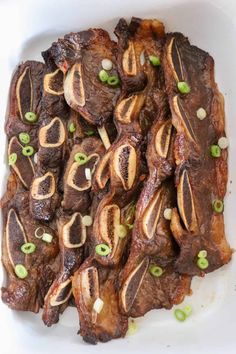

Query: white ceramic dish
0,0,236,353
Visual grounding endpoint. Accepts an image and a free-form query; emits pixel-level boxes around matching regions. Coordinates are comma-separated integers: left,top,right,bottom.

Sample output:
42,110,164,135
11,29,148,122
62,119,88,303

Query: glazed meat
1,175,59,312
42,211,85,326
43,29,120,127
163,33,232,275
91,18,166,268
5,61,45,141
29,58,68,221
63,137,105,213
1,17,231,345
72,257,128,344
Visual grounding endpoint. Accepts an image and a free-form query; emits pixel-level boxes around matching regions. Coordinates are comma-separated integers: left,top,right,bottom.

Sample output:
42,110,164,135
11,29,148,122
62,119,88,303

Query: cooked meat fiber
72,257,128,344
43,29,120,127
163,33,232,275
1,175,59,312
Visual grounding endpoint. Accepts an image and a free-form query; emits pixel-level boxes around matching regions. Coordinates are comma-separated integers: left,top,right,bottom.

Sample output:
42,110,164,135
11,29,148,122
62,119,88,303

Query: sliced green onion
98,69,109,82
117,224,127,239
174,309,186,322
210,144,221,157
177,81,190,94
8,153,17,166
183,305,192,317
14,264,28,279
19,132,30,144
82,215,93,227
149,265,163,277
196,107,207,120
22,146,34,156
95,244,111,256
125,203,136,224
42,233,53,243
212,199,224,213
218,137,228,149
197,257,209,270
85,129,95,136
101,58,113,71
74,152,88,165
198,250,207,258
93,297,104,313
34,227,45,239
127,319,138,335
126,223,134,230
149,55,161,66
68,122,76,133
21,242,36,254
163,208,172,220
107,76,120,86
25,111,38,123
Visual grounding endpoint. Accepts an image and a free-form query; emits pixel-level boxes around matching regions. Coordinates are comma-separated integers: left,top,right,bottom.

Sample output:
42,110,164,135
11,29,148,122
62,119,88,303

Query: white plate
0,0,236,353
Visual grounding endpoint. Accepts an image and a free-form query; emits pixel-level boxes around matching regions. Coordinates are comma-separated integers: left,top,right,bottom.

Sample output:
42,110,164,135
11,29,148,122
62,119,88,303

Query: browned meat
63,137,105,213
163,33,232,275
1,175,59,312
5,61,45,141
72,257,128,344
29,59,68,221
41,50,69,118
119,89,191,315
91,18,166,269
43,29,120,127
42,211,85,326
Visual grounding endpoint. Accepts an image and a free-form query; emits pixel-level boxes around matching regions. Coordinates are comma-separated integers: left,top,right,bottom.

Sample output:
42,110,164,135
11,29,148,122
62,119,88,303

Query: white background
0,0,235,353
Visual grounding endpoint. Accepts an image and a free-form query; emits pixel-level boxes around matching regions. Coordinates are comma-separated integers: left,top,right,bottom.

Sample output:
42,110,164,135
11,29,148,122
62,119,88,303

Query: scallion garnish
177,81,190,94
21,242,36,254
212,199,224,213
19,132,30,144
210,145,221,158
74,152,88,165
95,244,111,256
22,146,34,157
8,153,17,166
149,55,161,66
25,112,38,123
14,264,28,279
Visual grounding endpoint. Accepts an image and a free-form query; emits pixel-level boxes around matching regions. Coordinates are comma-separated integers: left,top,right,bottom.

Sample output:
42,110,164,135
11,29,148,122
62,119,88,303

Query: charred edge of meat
113,144,137,190
62,213,86,248
121,257,149,313
31,172,56,200
39,117,66,148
